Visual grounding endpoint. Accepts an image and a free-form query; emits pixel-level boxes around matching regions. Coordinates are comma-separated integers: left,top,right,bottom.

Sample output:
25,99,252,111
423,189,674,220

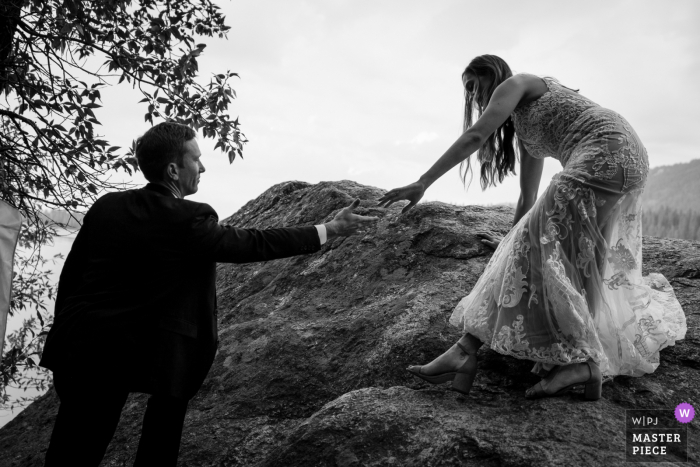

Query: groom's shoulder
88,187,218,222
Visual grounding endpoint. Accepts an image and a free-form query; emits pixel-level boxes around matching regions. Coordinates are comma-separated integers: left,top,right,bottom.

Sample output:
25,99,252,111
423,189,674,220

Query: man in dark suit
40,122,377,466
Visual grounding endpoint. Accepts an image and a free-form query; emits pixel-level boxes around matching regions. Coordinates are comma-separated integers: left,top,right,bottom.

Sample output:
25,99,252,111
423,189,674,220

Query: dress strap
540,76,556,92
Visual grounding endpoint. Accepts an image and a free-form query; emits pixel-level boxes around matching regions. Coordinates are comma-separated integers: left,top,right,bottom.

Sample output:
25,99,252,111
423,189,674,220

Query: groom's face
177,139,205,197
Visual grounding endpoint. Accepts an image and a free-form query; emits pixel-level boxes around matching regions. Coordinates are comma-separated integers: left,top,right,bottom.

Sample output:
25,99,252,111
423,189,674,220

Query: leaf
1,0,248,407
59,23,72,35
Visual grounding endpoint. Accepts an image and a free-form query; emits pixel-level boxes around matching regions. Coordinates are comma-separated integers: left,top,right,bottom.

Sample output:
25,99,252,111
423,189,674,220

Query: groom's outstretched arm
189,199,378,263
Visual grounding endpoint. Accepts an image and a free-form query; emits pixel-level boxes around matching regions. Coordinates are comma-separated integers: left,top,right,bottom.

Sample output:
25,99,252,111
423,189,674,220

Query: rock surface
0,180,698,466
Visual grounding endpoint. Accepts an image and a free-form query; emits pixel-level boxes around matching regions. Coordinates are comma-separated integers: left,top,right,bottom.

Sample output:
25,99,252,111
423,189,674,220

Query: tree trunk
0,0,23,75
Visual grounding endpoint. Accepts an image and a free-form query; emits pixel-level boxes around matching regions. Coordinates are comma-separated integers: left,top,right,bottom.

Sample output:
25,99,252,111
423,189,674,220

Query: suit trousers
45,368,189,466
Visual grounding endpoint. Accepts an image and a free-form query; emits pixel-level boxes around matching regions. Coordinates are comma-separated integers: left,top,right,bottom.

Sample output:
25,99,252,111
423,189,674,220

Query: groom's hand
324,199,379,239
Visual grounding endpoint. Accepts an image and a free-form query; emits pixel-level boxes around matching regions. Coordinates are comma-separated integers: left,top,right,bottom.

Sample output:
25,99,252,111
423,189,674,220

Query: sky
93,0,700,218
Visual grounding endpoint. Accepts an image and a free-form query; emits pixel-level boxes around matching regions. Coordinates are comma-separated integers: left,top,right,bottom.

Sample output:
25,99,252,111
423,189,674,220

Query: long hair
460,54,518,190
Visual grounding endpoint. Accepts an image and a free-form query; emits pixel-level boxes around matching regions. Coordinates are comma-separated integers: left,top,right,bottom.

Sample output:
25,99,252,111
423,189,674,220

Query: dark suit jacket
40,183,320,400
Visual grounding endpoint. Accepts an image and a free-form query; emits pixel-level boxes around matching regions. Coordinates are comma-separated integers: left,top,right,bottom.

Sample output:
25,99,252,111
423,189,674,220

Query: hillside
642,159,700,212
0,180,698,466
642,159,700,240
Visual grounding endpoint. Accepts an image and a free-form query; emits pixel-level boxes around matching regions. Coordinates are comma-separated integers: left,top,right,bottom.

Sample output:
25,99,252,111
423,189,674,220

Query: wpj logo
625,405,692,463
675,403,695,423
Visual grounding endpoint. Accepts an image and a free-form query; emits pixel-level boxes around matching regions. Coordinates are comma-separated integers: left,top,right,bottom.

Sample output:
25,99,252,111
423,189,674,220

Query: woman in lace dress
377,54,686,399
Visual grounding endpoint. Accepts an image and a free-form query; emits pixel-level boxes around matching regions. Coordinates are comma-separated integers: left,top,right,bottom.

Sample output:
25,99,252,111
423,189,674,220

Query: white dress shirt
314,224,327,245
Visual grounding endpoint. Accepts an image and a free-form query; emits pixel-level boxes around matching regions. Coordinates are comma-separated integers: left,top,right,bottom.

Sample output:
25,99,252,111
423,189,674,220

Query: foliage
0,0,246,409
643,207,700,241
639,159,700,241
642,159,700,213
1,316,53,410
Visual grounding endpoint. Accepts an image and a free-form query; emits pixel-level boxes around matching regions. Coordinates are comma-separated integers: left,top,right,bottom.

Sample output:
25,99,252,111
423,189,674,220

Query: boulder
1,180,698,466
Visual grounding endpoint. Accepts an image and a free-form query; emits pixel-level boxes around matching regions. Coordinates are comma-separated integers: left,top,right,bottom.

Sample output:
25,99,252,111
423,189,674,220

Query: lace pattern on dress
512,76,597,163
513,76,649,191
449,78,686,376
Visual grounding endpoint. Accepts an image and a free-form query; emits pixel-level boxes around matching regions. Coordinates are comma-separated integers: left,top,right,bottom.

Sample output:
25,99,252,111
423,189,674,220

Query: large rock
1,180,698,466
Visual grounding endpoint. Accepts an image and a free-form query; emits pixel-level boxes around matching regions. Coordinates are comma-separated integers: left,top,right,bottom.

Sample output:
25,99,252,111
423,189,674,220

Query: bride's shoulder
497,73,537,88
510,73,546,83
504,74,549,95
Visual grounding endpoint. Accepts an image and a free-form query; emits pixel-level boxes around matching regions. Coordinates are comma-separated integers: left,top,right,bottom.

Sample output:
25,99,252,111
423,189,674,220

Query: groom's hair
135,122,196,182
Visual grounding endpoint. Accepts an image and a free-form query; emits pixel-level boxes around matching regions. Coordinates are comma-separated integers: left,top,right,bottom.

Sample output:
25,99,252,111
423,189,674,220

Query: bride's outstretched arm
378,76,529,213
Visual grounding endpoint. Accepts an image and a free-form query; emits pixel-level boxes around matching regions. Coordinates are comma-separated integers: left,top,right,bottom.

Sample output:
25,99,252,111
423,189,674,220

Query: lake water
0,229,76,429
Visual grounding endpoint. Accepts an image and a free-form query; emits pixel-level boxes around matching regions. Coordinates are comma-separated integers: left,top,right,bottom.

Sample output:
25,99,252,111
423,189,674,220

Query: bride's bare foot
407,334,482,376
525,361,602,400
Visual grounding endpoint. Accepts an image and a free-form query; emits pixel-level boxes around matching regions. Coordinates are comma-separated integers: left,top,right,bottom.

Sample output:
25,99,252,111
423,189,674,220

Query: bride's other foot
407,334,482,395
525,360,602,401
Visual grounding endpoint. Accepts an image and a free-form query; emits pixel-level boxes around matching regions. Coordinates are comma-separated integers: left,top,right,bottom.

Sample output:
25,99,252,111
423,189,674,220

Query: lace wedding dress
451,76,687,377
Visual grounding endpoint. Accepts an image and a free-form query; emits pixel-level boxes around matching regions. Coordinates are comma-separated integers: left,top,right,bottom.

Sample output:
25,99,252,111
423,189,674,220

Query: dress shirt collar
144,183,177,198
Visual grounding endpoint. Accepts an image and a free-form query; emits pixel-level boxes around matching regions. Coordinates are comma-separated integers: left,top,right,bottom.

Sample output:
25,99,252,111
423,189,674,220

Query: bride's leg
407,333,482,376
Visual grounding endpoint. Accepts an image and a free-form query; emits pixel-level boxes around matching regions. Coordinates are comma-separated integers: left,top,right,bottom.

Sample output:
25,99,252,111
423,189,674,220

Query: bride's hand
476,230,503,250
377,181,426,214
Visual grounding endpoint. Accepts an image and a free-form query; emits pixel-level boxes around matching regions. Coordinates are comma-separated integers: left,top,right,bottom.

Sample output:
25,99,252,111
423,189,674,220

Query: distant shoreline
39,209,84,230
